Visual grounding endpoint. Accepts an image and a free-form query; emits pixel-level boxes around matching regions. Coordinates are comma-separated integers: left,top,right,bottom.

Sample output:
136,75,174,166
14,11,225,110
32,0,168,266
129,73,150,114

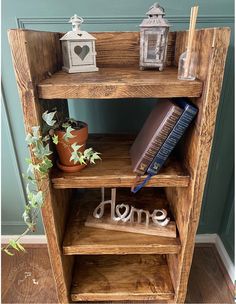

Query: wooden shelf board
51,134,190,189
63,188,181,255
71,255,175,302
37,67,202,99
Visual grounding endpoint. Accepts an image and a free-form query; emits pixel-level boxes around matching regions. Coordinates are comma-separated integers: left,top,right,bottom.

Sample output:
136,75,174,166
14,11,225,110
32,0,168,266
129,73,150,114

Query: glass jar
178,50,198,81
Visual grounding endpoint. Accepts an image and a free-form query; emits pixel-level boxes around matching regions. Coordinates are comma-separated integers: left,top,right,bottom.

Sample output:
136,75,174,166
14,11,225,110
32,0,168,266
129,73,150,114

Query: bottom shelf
71,255,175,302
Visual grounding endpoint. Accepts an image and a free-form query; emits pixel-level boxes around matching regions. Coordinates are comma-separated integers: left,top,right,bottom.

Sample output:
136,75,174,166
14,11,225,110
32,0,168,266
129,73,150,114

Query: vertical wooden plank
8,29,73,303
166,27,231,303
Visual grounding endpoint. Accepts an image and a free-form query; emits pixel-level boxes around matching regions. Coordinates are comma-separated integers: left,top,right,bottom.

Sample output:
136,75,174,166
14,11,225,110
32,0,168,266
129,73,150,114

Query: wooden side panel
166,27,231,302
8,29,73,303
23,30,63,83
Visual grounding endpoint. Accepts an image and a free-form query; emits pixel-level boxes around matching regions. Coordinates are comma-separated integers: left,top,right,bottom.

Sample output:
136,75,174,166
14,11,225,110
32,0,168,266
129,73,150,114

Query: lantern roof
60,31,96,41
140,3,170,28
60,14,96,41
147,3,165,16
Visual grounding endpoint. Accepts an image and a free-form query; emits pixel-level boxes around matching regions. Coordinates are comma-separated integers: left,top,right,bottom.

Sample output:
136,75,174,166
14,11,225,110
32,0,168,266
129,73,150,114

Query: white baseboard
195,233,218,243
1,235,47,244
2,233,234,282
215,235,235,283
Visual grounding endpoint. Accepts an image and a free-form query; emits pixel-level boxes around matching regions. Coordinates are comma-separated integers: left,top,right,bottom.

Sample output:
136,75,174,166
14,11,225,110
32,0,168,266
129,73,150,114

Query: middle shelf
51,134,190,189
63,188,181,255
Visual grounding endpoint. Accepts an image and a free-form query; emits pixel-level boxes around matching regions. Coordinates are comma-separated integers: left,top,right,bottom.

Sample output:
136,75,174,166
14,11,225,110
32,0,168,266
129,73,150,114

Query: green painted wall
219,173,234,262
2,0,234,260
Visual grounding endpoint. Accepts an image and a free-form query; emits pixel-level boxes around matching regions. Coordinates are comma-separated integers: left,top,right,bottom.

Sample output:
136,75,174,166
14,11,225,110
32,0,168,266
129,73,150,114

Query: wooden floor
1,244,234,303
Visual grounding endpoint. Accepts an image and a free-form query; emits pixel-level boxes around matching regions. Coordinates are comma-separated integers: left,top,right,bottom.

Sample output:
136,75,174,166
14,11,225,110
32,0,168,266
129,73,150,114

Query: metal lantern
60,14,98,73
140,3,170,71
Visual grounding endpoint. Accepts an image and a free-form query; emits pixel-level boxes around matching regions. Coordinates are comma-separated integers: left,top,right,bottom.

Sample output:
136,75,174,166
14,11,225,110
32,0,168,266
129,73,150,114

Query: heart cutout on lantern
116,204,130,220
74,45,90,60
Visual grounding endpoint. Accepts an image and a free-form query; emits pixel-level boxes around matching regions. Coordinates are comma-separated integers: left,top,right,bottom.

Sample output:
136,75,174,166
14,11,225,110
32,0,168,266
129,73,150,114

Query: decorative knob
69,14,84,31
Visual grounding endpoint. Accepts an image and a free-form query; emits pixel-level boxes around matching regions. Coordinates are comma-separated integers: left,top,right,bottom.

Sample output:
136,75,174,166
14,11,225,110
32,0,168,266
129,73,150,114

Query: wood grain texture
91,31,176,68
51,134,190,189
166,27,231,303
86,216,176,238
63,189,181,255
8,29,73,303
71,255,175,302
1,247,58,303
37,67,202,99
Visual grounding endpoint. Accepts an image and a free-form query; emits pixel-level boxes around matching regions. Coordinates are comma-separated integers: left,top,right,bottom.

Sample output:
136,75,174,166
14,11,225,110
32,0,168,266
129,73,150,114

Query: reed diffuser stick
184,6,198,78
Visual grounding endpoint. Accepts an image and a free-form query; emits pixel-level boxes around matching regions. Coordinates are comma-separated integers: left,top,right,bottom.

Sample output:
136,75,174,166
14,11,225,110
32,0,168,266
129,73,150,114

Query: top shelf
37,67,202,99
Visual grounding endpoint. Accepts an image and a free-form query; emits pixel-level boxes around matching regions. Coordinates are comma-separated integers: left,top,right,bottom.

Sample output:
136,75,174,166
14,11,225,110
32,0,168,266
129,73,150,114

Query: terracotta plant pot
55,121,88,173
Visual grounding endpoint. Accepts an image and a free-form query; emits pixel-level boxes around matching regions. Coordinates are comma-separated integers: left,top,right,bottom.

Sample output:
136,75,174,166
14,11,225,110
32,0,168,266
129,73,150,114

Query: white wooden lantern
140,3,170,71
60,15,98,73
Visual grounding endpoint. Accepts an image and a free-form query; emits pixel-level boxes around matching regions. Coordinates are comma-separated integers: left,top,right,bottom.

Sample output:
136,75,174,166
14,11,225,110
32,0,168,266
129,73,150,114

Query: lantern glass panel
147,33,157,60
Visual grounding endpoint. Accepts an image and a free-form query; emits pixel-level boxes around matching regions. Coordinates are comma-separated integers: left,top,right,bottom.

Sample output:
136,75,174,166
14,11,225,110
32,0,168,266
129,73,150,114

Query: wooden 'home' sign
85,188,176,237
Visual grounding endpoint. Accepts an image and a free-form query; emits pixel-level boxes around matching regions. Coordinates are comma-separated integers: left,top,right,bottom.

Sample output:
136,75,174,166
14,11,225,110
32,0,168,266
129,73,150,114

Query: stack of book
130,98,198,193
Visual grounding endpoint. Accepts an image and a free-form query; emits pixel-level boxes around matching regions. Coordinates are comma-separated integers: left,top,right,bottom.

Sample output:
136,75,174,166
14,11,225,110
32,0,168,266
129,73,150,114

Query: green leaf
83,147,93,159
27,162,34,174
70,151,80,164
90,152,101,164
16,242,26,252
44,143,53,156
63,126,75,141
39,157,53,173
32,126,40,137
27,189,43,208
32,142,52,159
52,134,59,145
71,142,83,152
42,135,50,142
78,154,87,165
9,239,20,251
42,110,57,127
35,191,43,207
25,127,41,145
25,133,33,144
4,249,14,256
23,210,32,227
27,162,40,174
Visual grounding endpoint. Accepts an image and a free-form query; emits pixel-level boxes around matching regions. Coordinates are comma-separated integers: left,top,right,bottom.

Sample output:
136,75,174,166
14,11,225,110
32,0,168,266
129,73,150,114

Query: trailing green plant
2,111,101,255
2,125,52,256
43,111,101,165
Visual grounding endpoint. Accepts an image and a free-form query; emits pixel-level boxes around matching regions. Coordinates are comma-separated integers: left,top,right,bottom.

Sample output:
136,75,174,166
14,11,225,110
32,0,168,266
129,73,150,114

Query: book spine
135,108,182,175
147,105,197,175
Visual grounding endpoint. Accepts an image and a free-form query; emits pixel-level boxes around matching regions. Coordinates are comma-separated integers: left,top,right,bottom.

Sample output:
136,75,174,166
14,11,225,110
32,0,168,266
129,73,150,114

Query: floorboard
1,244,234,303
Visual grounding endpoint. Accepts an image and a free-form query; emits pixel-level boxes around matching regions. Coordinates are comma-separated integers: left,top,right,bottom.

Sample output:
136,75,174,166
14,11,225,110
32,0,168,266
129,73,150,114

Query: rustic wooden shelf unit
8,28,230,303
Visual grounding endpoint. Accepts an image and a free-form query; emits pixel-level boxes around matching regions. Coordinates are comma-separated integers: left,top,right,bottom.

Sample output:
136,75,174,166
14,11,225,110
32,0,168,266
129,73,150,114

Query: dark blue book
131,98,198,193
147,98,198,175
